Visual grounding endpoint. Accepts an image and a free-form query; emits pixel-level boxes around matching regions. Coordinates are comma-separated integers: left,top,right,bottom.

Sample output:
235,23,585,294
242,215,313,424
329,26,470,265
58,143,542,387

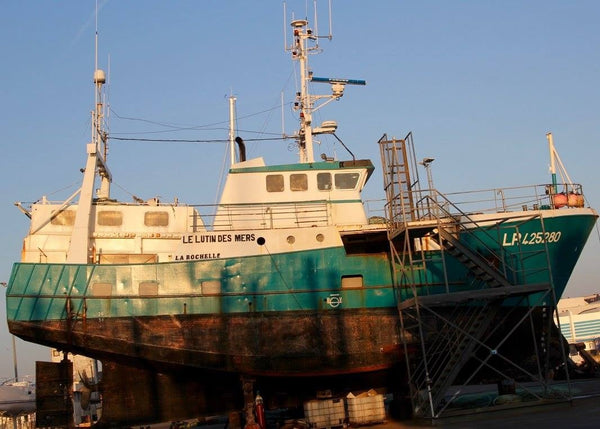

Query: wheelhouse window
290,173,308,191
51,210,76,226
317,173,332,190
144,211,169,227
266,174,284,192
98,210,123,226
335,172,360,189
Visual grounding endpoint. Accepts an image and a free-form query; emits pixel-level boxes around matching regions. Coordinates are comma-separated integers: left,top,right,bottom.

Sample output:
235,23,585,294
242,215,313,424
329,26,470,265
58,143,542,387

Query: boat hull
8,308,402,376
10,309,405,426
8,306,562,426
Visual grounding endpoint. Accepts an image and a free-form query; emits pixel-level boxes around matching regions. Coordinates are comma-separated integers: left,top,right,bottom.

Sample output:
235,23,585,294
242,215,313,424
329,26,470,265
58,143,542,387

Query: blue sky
1,1,599,379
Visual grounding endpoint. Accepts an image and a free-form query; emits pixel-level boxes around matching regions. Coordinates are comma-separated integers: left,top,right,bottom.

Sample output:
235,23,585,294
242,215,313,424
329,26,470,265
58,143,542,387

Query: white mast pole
292,19,314,163
546,132,558,193
94,0,110,200
229,95,237,166
67,1,110,263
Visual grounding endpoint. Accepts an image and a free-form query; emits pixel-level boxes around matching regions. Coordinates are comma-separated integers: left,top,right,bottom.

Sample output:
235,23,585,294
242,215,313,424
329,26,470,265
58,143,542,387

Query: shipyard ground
390,394,600,428
144,378,600,429
389,377,600,428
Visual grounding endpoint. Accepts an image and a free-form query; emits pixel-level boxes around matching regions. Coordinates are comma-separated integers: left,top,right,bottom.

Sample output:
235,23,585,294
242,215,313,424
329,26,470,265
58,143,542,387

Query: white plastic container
303,398,346,428
345,393,385,425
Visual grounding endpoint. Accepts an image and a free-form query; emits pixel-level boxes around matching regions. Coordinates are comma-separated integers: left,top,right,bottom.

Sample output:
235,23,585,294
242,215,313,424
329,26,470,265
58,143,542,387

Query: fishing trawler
6,16,598,426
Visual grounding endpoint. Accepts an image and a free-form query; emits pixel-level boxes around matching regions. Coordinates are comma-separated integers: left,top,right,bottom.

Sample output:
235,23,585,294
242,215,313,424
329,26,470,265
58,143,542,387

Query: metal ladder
378,133,419,239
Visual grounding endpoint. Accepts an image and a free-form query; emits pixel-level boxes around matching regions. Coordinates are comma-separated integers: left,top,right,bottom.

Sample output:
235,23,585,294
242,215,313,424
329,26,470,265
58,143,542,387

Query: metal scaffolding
378,134,571,419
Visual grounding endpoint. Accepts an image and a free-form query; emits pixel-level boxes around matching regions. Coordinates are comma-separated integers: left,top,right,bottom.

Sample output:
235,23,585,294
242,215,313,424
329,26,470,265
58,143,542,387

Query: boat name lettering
502,231,562,246
182,233,256,244
175,253,221,261
183,234,232,243
234,233,256,242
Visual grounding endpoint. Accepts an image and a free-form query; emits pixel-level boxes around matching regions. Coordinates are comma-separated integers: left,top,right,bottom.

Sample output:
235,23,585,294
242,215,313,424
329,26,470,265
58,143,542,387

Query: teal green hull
7,212,596,321
409,212,598,305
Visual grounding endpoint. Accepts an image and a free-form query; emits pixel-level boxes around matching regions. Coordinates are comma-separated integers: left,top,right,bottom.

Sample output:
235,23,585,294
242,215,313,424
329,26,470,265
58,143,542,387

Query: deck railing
364,182,586,222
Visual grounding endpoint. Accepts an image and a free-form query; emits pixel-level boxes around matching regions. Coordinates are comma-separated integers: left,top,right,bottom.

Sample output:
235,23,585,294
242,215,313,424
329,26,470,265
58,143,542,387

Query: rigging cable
108,136,289,143
109,102,292,135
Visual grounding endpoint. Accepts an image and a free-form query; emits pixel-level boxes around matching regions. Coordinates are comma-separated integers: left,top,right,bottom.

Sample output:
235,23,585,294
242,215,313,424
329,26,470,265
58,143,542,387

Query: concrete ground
380,378,600,428
148,378,600,429
382,396,600,428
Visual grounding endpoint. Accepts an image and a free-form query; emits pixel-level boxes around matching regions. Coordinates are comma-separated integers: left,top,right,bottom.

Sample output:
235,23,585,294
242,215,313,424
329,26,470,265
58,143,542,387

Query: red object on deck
255,392,266,429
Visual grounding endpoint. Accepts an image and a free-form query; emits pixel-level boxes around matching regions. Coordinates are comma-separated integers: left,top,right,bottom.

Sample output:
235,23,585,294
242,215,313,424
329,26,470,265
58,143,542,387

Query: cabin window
144,211,169,227
51,210,76,226
341,275,363,289
335,172,360,189
317,173,332,190
290,173,308,191
98,210,123,226
139,281,159,296
266,174,284,192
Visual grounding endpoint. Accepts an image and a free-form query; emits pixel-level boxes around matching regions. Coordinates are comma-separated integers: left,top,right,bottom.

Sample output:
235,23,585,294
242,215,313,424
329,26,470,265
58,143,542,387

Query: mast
229,95,237,166
93,0,111,200
546,132,558,193
94,73,111,198
546,132,574,193
288,19,365,163
66,5,111,263
291,19,314,163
